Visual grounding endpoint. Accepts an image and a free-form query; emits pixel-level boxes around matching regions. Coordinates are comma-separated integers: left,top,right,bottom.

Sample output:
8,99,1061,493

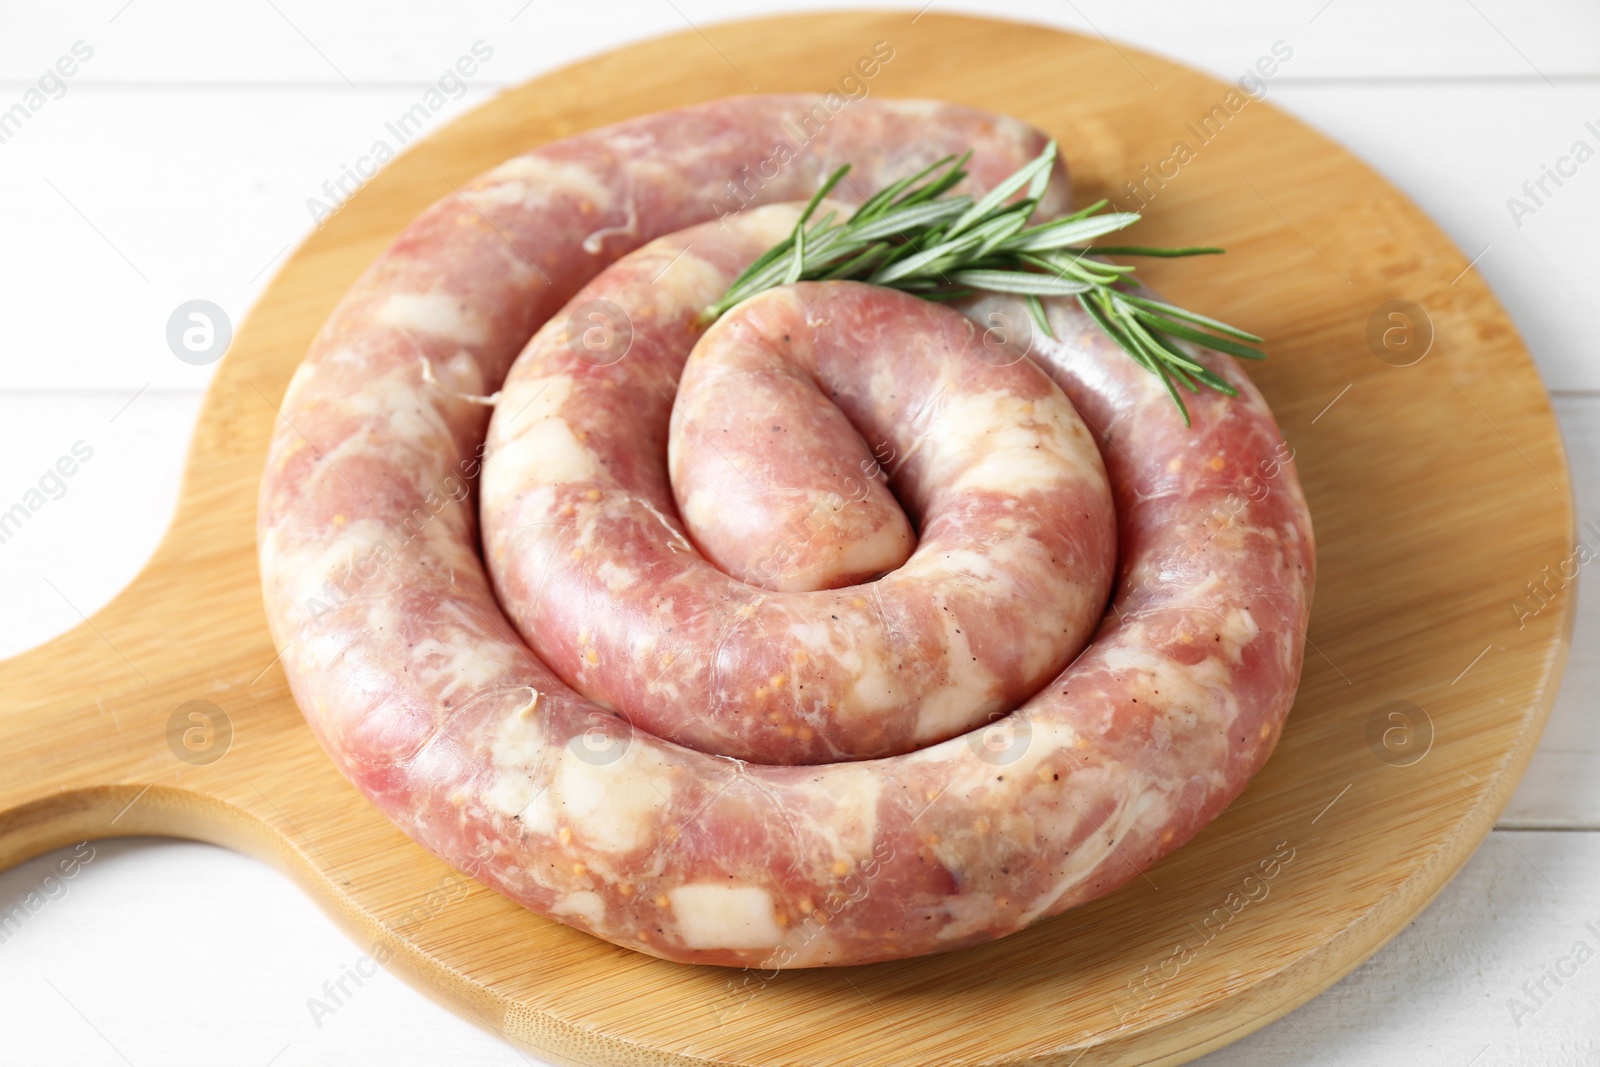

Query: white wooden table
1,2,1595,1063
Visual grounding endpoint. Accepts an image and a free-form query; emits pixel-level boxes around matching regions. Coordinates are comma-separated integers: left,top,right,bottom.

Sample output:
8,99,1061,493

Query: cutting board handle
0,584,210,871
0,392,290,872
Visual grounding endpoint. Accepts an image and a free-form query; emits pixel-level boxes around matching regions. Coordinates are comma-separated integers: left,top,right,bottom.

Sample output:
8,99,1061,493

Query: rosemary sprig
699,141,1263,423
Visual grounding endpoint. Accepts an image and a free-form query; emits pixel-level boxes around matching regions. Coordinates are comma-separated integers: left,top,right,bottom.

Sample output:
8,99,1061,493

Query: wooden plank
0,838,529,1065
0,86,493,392
0,391,200,659
1196,830,1600,1065
1503,397,1600,828
1,0,1597,84
3,80,1597,391
4,830,1595,1065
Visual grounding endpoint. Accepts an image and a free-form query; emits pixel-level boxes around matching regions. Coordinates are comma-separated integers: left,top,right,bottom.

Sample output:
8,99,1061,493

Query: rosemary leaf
1088,245,1224,258
1003,212,1142,253
896,151,973,208
1129,308,1266,361
849,199,971,242
1024,293,1052,338
1059,197,1110,222
796,164,850,228
947,141,1057,238
948,270,1091,297
1079,292,1152,373
868,228,987,286
853,154,957,220
782,214,806,286
821,242,892,280
1116,292,1264,343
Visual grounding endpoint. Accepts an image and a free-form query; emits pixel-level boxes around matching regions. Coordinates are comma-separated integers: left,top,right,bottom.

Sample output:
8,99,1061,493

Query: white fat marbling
551,890,607,928
482,419,602,515
518,741,675,854
668,884,784,950
377,292,488,347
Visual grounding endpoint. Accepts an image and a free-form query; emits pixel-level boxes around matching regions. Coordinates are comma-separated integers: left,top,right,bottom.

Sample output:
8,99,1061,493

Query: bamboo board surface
0,12,1575,1066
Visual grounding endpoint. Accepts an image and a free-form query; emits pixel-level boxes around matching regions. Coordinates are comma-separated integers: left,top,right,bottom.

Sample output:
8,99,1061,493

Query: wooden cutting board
0,12,1575,1066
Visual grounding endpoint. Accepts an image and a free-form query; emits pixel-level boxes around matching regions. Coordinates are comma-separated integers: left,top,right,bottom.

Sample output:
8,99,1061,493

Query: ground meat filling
484,256,1117,764
256,95,1315,968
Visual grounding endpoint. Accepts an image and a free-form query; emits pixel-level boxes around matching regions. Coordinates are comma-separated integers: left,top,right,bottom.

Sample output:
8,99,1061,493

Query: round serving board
0,12,1574,1066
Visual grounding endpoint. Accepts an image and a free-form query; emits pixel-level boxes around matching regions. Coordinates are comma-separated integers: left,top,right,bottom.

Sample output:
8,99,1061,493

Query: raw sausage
256,95,1314,968
482,227,1117,763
